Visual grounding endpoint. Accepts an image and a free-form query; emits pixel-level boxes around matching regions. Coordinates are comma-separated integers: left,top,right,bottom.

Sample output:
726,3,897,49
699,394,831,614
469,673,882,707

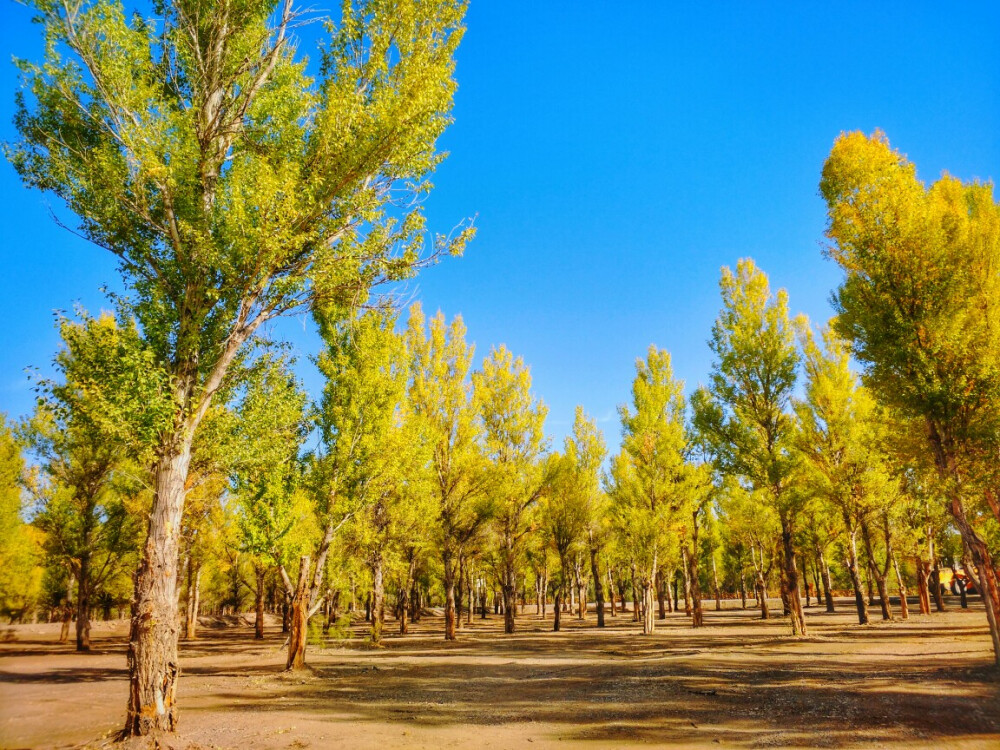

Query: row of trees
5,226,998,669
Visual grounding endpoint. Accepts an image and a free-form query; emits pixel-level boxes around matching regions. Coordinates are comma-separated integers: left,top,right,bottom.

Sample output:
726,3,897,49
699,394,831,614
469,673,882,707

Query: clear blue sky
1,1,997,452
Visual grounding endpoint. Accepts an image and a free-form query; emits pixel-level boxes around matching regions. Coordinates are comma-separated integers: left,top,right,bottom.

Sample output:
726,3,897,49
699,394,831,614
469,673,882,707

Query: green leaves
695,259,799,503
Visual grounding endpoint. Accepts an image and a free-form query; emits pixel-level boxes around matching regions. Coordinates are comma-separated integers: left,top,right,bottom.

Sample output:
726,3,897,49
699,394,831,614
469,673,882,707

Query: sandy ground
1,597,998,750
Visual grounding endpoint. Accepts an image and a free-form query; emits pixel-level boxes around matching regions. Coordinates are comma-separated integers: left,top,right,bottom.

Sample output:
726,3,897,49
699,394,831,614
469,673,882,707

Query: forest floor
1,597,998,749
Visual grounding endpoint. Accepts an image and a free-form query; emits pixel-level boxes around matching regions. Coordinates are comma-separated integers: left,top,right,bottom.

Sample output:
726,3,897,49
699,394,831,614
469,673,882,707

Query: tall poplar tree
693,260,807,635
7,0,470,731
608,346,690,635
821,130,1000,662
474,345,548,634
407,304,490,640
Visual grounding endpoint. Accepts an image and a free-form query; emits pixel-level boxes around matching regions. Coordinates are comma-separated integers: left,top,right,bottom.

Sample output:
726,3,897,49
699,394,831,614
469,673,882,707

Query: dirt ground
1,597,998,750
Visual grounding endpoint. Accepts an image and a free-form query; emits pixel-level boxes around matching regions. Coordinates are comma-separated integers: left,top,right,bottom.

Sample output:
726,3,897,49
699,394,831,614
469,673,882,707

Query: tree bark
689,545,704,627
370,552,385,644
680,548,692,616
123,443,191,736
817,547,835,613
286,556,310,671
779,519,806,635
76,552,91,652
891,549,909,620
443,548,457,641
711,555,722,612
845,528,870,625
590,546,605,628
860,519,893,621
254,566,266,640
916,558,931,615
641,577,656,635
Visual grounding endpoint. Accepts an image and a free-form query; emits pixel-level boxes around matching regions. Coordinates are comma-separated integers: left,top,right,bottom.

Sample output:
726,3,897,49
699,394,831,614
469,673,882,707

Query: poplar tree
407,304,490,640
7,0,470,730
24,314,150,651
693,260,807,635
294,309,407,664
821,131,1000,663
608,346,690,634
231,356,309,640
474,345,548,634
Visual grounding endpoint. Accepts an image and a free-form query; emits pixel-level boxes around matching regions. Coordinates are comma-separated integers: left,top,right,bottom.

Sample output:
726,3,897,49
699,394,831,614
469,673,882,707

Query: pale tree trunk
891,548,909,620
860,519,893,621
642,572,656,635
817,546,835,613
576,559,586,620
590,545,605,628
371,552,385,644
399,555,416,635
254,566,266,640
680,548,692,616
779,519,806,636
76,552,91,652
456,554,465,630
750,541,769,619
711,555,722,612
184,558,200,640
688,544,704,627
443,548,457,641
607,569,616,617
845,528,870,625
467,565,474,625
916,558,931,615
123,443,192,735
739,570,747,610
631,565,641,622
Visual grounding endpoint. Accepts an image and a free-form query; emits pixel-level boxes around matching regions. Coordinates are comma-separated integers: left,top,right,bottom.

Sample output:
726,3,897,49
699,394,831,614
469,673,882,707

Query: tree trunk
711,555,722,612
739,570,747,610
689,545,704,627
123,443,192,736
607,569,616,617
400,556,416,635
642,578,656,635
947,493,1000,665
656,572,667,620
502,547,517,634
916,558,931,615
680,548,692,616
590,546,605,628
443,549,457,641
286,556,310,671
860,520,893,621
780,519,806,636
76,553,91,652
456,555,465,630
254,566,266,640
185,558,200,640
891,549,909,620
845,529,870,625
371,552,385,644
817,547,835,613
59,572,73,644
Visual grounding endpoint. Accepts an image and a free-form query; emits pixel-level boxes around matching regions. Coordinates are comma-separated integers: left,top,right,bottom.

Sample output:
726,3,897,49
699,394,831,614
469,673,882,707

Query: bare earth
2,598,998,750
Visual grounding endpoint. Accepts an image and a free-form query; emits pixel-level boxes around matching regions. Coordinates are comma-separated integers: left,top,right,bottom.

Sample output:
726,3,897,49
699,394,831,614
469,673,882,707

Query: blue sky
1,1,997,452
